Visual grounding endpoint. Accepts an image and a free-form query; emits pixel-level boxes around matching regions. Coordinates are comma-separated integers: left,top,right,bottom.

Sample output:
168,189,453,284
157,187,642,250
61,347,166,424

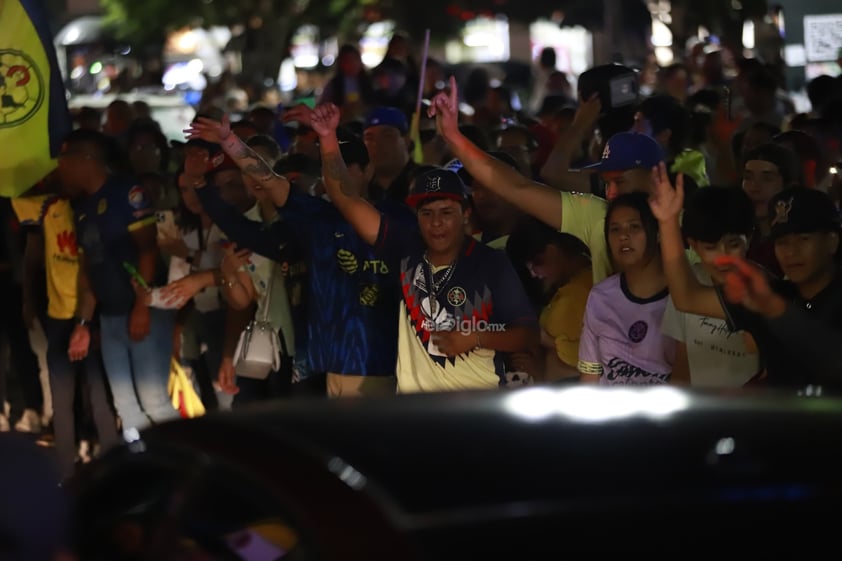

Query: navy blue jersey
281,193,416,375
199,185,415,376
72,176,162,316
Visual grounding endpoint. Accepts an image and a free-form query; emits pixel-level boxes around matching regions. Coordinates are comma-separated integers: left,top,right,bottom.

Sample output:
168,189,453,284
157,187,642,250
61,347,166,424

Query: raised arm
192,182,292,263
718,255,842,384
184,116,292,207
649,164,724,319
311,103,382,246
539,95,601,192
429,76,563,230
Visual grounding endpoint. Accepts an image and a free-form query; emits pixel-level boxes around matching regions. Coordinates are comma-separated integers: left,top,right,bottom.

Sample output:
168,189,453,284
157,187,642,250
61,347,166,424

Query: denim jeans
99,309,180,439
44,317,120,479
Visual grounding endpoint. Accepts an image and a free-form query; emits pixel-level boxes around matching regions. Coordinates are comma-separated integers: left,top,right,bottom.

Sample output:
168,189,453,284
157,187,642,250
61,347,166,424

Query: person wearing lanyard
309,103,538,392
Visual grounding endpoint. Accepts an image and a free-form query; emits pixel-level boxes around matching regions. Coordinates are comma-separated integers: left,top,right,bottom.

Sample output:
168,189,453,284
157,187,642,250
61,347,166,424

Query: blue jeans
99,309,179,438
44,317,119,479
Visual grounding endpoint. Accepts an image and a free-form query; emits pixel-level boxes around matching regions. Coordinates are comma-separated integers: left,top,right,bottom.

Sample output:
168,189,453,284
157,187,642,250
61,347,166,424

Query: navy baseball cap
365,107,409,134
406,168,468,208
769,188,842,240
578,132,665,172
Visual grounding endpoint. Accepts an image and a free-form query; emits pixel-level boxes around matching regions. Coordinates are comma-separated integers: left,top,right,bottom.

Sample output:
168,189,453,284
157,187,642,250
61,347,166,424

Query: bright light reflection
505,386,690,423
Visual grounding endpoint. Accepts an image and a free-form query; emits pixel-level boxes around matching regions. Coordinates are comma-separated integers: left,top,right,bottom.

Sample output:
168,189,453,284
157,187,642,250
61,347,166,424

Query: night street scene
2,0,842,558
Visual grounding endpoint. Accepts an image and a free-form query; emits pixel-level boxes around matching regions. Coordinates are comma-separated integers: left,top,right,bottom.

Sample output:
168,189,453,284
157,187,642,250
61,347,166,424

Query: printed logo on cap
426,174,442,192
772,198,793,226
602,143,611,160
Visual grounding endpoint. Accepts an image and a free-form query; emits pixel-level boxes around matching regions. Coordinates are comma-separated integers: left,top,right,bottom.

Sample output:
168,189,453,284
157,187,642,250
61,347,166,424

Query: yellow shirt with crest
12,195,79,320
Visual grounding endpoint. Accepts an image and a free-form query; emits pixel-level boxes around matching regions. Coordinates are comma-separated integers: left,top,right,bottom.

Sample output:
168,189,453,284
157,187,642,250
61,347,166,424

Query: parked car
69,386,842,560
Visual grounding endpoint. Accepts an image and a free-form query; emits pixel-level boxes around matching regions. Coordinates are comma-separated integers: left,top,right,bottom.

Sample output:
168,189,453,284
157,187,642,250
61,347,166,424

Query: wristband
75,317,90,328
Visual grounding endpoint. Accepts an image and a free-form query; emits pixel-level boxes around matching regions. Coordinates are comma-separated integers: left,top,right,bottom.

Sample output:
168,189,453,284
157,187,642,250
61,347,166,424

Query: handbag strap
257,262,276,323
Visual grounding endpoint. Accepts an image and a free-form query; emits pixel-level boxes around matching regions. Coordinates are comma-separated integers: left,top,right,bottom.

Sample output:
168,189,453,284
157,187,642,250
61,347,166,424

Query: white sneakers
14,409,42,434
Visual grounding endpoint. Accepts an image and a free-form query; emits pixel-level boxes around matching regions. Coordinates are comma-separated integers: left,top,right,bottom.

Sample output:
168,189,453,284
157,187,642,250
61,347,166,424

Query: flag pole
411,29,431,164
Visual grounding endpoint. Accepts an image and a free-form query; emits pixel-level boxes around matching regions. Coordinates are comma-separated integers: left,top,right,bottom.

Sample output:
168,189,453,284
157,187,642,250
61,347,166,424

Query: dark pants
0,280,42,414
233,356,294,409
44,317,120,479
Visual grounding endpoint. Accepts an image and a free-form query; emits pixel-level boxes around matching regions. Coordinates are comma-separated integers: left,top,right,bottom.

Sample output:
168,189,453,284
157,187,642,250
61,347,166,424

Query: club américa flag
0,0,72,198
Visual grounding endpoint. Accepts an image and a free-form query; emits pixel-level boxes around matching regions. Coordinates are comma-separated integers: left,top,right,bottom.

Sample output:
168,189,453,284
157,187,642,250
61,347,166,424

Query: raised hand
310,103,341,138
716,255,786,318
183,115,232,144
428,75,460,142
571,93,602,133
283,104,315,128
648,162,684,222
221,246,252,282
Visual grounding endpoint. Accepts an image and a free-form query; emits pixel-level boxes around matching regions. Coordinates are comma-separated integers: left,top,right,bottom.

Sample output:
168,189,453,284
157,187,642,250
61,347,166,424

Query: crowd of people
1,36,842,483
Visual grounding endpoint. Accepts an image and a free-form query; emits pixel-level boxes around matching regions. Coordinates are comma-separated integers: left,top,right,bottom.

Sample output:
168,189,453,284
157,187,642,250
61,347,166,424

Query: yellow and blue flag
0,0,72,198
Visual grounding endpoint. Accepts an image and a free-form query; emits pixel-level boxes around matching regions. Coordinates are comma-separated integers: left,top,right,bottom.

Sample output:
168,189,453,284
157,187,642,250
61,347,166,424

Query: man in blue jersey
184,112,416,397
57,129,177,442
310,103,538,393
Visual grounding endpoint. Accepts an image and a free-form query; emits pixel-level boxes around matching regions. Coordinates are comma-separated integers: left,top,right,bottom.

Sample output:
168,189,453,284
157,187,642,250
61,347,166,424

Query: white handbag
233,268,282,380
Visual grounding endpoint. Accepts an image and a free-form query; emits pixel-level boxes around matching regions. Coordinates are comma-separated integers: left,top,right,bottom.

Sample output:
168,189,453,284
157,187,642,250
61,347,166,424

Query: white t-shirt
661,264,760,388
578,274,675,385
168,222,225,313
240,205,295,355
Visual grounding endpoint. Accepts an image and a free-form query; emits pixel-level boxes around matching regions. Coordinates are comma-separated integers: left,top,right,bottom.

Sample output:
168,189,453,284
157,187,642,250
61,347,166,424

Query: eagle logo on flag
0,50,43,127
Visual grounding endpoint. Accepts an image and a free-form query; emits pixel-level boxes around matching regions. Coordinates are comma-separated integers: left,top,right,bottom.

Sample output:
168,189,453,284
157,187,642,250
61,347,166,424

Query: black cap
769,188,842,240
406,168,467,208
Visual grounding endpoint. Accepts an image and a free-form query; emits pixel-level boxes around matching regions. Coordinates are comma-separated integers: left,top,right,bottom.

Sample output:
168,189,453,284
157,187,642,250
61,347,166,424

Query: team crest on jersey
97,198,107,215
772,197,793,226
447,286,466,307
128,186,146,209
628,320,648,343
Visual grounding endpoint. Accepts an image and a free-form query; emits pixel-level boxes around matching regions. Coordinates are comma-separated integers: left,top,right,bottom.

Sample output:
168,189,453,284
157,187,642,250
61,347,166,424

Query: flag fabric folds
0,0,71,198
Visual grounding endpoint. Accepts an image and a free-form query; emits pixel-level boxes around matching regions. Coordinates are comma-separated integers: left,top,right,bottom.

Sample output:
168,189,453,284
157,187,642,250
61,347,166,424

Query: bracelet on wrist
75,317,90,328
475,331,483,349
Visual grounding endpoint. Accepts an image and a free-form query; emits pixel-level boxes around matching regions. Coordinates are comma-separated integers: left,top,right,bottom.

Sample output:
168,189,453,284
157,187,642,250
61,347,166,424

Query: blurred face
178,180,204,216
528,244,572,294
292,130,320,161
665,69,689,100
497,130,533,172
607,206,651,270
339,51,362,76
741,127,774,158
417,199,467,256
57,142,97,197
104,104,132,136
249,111,275,135
242,146,275,201
602,169,651,202
774,232,839,285
472,180,514,229
689,234,750,284
742,160,784,219
213,169,253,213
129,133,162,174
183,145,210,177
363,125,407,175
140,176,166,208
233,123,259,140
